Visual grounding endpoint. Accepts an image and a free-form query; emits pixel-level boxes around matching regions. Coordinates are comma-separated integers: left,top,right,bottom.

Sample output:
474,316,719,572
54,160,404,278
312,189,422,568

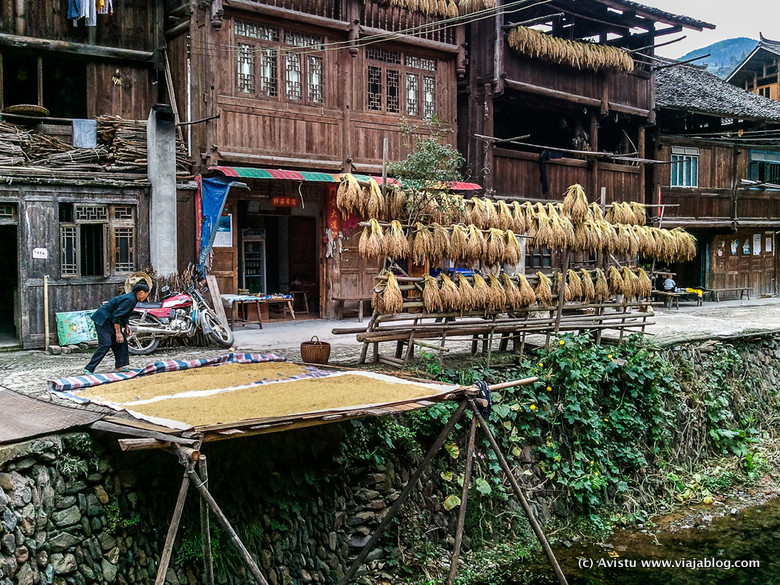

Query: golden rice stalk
556,272,572,302
365,178,385,219
382,273,404,314
385,187,407,221
535,272,553,306
562,183,589,223
450,224,469,262
597,220,617,255
423,275,443,313
384,220,409,259
573,220,594,253
488,274,508,310
372,288,384,314
503,230,521,265
467,198,488,229
567,269,583,301
409,222,433,265
457,273,476,311
358,219,384,259
589,201,604,221
496,200,514,230
336,173,361,217
621,224,640,257
516,273,536,306
637,267,652,299
472,274,491,310
486,228,507,265
481,198,497,228
594,268,609,302
634,225,656,258
466,224,486,261
437,0,448,17
672,228,697,261
620,266,639,299
580,269,595,302
546,203,574,249
533,204,552,248
629,202,647,226
439,273,461,311
510,201,527,234
651,227,677,262
607,266,624,297
431,223,451,262
447,0,459,18
501,273,522,309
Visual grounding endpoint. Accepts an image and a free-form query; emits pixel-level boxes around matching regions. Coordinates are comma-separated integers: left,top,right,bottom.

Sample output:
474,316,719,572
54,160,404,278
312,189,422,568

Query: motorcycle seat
136,301,163,309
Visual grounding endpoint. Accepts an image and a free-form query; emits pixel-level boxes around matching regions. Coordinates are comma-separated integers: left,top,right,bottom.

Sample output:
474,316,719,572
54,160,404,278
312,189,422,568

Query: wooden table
221,295,263,328
707,287,752,302
261,297,296,320
653,290,702,309
333,296,372,323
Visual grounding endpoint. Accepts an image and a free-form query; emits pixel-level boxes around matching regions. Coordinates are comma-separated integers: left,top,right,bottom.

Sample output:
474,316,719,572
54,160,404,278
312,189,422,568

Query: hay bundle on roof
506,26,634,74
337,173,361,217
516,273,537,306
594,268,609,302
472,274,491,309
358,219,384,259
580,269,595,302
384,220,409,259
488,274,508,310
562,183,589,223
511,201,527,233
556,272,572,302
503,230,521,265
450,224,469,262
501,273,523,309
535,272,553,306
409,222,433,265
567,269,583,301
423,275,443,313
637,267,652,299
466,224,486,260
439,273,461,311
457,273,476,311
431,223,451,262
486,228,507,265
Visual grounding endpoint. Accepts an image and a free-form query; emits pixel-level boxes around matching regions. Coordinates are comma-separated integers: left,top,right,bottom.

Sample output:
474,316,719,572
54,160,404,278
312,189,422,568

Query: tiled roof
593,0,714,31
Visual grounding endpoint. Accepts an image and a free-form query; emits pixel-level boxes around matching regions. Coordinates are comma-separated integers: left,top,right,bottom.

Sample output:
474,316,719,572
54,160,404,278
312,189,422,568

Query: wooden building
458,0,712,271
166,0,465,316
727,34,780,102
652,61,780,295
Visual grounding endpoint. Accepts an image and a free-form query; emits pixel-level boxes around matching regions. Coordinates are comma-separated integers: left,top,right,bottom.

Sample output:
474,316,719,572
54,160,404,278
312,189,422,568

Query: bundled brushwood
32,145,110,168
506,26,635,73
636,267,653,299
466,224,486,261
535,272,553,306
501,273,523,309
358,219,384,259
409,222,433,265
337,174,361,217
431,223,451,262
457,273,477,311
594,268,609,302
580,269,595,302
487,274,508,310
516,273,537,306
607,266,624,296
567,269,583,301
511,201,527,233
485,228,507,265
589,201,604,221
629,202,647,226
562,183,589,223
556,272,572,302
620,266,640,299
439,273,461,311
423,275,443,313
450,224,469,262
384,220,409,259
502,230,521,265
496,200,514,230
472,274,491,309
381,273,404,314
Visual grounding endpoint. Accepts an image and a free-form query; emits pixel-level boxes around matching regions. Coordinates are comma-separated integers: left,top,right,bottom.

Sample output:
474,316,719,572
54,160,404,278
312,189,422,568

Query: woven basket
301,336,331,364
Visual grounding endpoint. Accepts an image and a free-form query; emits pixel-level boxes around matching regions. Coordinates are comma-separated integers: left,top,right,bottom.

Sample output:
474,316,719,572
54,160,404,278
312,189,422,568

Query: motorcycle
127,277,234,355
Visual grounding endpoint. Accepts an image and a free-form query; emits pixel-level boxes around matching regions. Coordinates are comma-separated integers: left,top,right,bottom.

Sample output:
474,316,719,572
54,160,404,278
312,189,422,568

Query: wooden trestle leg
446,414,477,585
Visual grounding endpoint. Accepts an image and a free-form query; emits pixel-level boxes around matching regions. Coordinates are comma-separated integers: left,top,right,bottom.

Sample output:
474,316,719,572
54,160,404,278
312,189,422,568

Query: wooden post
471,405,569,585
154,467,192,585
43,275,49,351
199,456,214,585
446,414,477,585
381,137,389,198
205,274,229,326
339,400,469,585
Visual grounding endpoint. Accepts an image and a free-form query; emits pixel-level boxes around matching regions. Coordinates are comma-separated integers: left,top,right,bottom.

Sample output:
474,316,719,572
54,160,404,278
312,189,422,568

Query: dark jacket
91,291,139,328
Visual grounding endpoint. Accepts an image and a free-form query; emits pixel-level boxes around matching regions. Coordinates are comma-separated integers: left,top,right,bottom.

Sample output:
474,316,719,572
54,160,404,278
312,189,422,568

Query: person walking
83,282,150,375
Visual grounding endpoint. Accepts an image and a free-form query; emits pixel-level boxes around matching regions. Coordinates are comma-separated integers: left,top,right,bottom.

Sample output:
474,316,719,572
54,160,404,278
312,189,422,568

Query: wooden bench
707,287,752,302
653,290,702,309
332,296,372,323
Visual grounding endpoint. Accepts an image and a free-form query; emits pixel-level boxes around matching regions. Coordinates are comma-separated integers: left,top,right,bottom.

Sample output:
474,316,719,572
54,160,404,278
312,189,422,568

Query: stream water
522,497,780,585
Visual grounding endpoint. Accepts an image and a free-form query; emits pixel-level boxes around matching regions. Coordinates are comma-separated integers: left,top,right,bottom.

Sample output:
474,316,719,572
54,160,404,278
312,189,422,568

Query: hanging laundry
98,0,113,15
67,0,81,21
80,0,97,26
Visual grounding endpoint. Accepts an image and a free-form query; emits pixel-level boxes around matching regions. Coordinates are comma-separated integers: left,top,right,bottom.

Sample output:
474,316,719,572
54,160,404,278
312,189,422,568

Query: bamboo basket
300,336,331,364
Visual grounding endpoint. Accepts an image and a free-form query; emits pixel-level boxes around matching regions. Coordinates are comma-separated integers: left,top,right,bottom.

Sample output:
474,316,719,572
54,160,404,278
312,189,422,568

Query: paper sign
33,248,48,259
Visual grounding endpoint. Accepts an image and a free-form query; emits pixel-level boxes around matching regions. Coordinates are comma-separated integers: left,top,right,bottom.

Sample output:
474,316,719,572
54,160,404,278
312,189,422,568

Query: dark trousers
85,322,129,373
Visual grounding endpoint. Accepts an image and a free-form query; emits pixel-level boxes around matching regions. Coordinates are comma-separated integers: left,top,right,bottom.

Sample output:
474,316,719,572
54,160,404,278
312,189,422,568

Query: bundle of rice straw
372,288,384,314
607,266,624,296
364,178,385,219
524,202,538,238
629,202,647,226
358,219,384,259
516,273,537,306
597,220,617,255
555,272,572,302
472,273,491,309
431,223,451,262
337,173,361,217
496,200,514,230
381,273,404,313
535,272,553,306
501,273,523,309
533,203,553,248
607,201,635,225
481,198,497,228
439,273,461,311
423,275,443,313
616,224,639,257
589,201,604,221
567,269,583,301
457,273,477,311
466,224,486,260
562,184,589,223
447,0,459,19
574,220,598,253
636,267,652,299
450,224,469,262
488,274,508,310
511,201,527,233
502,230,521,265
546,203,574,249
385,187,407,221
467,198,488,229
485,228,507,265
384,219,409,259
594,268,609,302
672,228,697,261
580,269,595,302
634,225,656,258
409,222,433,265
620,266,639,299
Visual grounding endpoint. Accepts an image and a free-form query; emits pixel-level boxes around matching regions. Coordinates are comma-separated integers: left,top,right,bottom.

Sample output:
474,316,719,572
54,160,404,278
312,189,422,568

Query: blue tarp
197,176,234,270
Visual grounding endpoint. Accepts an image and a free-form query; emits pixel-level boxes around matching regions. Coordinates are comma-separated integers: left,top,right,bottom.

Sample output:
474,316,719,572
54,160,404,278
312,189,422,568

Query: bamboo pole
154,467,192,585
199,456,214,585
446,415,477,585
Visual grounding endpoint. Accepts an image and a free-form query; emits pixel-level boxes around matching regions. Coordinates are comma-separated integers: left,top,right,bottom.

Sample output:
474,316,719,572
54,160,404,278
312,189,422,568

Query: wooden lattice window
366,49,438,118
528,247,552,269
0,202,16,223
237,44,256,94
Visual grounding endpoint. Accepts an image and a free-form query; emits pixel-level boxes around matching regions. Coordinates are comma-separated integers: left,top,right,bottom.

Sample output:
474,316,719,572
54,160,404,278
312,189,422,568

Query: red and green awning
209,166,482,191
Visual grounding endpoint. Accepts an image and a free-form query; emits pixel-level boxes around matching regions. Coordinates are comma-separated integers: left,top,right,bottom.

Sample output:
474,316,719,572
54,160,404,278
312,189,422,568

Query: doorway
0,225,19,346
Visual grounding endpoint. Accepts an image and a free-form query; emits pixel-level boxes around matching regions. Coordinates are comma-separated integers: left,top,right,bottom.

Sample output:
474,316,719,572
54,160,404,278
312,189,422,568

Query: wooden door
339,227,381,298
210,202,238,294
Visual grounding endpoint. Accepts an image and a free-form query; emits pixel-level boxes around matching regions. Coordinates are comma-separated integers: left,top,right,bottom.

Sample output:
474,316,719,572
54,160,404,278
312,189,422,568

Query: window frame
528,247,552,269
365,48,438,119
670,146,699,188
749,150,780,187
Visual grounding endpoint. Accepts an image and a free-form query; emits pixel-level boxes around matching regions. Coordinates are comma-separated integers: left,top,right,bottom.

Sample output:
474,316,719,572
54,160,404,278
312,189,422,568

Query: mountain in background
679,37,758,79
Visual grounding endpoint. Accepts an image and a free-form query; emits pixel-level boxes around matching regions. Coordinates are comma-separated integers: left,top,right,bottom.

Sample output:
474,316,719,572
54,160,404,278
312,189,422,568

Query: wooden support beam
446,415,477,585
154,468,192,585
0,32,154,61
199,456,215,585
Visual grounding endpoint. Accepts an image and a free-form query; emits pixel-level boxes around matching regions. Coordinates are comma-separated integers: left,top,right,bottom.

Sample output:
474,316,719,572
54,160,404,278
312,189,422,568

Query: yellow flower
546,386,552,392
604,418,609,422
559,339,565,346
608,354,613,360
594,471,599,477
589,460,594,465
530,404,537,410
538,362,544,367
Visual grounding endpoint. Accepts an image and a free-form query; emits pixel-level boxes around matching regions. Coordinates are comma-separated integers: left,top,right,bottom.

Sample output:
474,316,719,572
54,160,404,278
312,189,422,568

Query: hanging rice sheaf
506,26,634,73
629,202,647,226
467,198,488,229
596,220,617,255
488,274,508,310
472,273,491,309
466,224,486,260
573,220,597,253
533,203,552,248
589,201,604,222
511,201,527,233
358,219,384,259
447,0,459,19
547,203,575,249
634,225,656,258
672,228,697,261
385,188,407,222
457,273,477,311
567,269,583,302
535,272,553,306
496,200,514,230
459,0,496,16
503,230,521,265
381,273,404,314
431,223,451,262
336,173,361,217
423,275,443,313
607,266,624,296
594,268,609,302
636,267,653,299
562,183,589,223
501,273,522,309
620,266,639,300
384,220,410,259
618,224,640,257
580,269,595,302
556,272,572,302
410,222,433,265
516,273,537,306
361,179,385,219
450,224,469,262
439,273,461,311
486,228,507,265
481,198,497,227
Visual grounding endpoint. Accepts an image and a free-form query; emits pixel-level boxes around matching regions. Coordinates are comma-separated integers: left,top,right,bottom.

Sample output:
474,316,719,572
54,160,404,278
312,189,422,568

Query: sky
637,0,779,58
